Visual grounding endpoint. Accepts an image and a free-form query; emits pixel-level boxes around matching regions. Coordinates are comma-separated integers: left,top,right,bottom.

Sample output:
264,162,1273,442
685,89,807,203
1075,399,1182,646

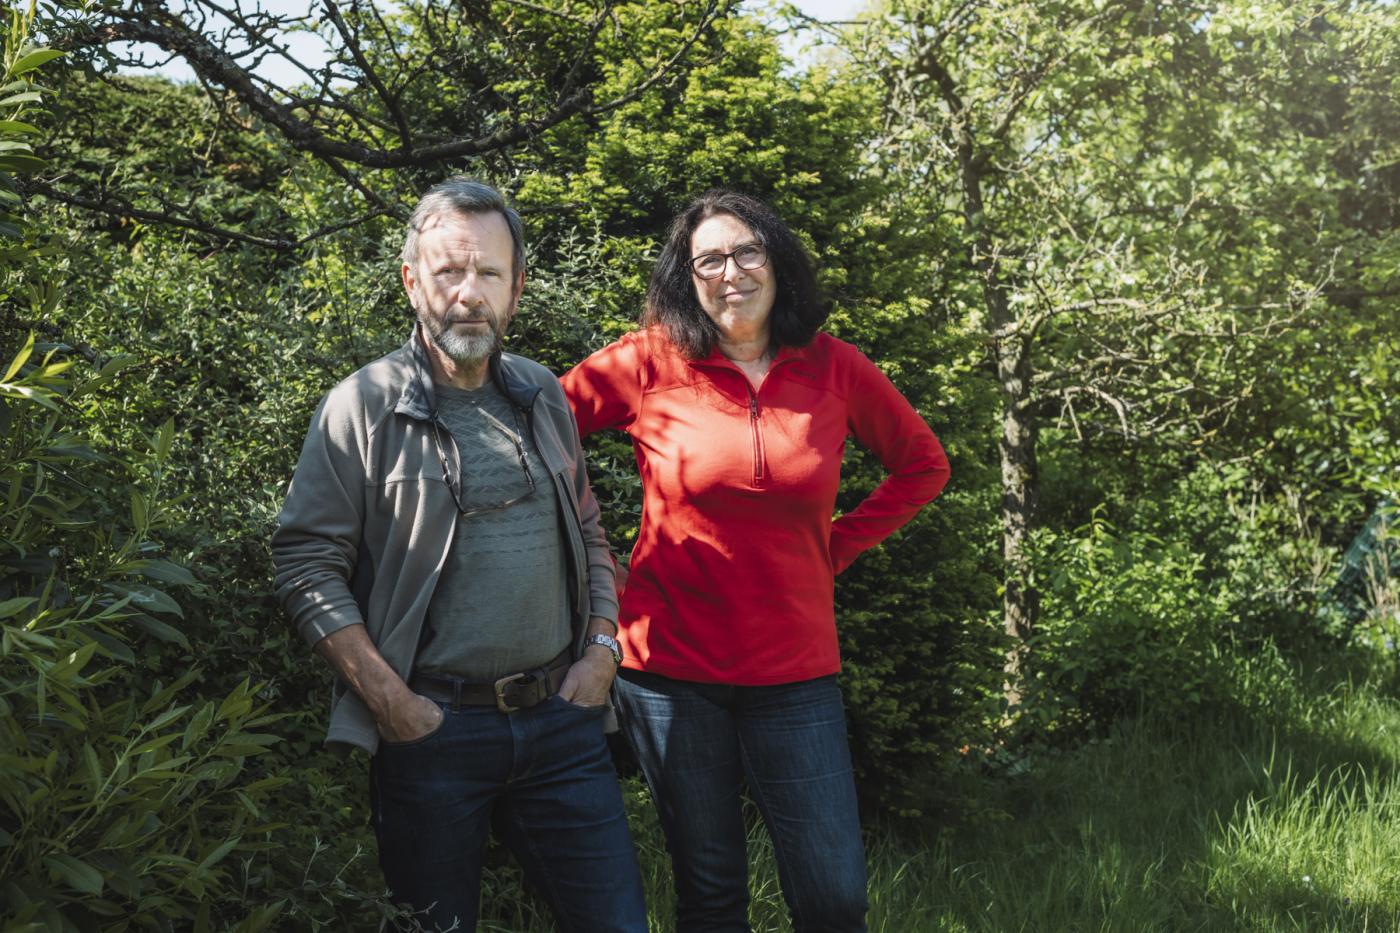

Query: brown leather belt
409,649,572,713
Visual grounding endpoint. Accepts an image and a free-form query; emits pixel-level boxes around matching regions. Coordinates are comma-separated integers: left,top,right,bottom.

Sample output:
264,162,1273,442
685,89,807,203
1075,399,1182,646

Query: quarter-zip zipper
745,385,766,487
693,353,794,489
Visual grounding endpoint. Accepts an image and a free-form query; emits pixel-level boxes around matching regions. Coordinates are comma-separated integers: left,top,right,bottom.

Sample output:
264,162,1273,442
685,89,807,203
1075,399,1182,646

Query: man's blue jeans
370,694,648,932
614,670,868,933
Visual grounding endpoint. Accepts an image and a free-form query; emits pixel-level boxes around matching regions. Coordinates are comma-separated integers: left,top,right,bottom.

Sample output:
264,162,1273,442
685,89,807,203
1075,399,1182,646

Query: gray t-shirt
415,382,571,681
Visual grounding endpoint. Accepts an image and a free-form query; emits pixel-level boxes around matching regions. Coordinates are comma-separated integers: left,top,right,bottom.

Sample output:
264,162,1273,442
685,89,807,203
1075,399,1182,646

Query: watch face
588,634,622,664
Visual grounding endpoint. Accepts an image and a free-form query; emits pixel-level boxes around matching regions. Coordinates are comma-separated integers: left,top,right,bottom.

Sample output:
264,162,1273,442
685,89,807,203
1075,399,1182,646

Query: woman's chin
712,308,771,337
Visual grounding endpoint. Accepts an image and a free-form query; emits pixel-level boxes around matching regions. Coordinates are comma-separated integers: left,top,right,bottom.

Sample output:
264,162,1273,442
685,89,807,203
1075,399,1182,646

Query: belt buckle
494,671,527,713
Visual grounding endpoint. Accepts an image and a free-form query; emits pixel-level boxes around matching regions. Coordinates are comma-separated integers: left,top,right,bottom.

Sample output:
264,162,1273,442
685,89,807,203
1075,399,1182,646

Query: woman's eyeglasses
689,243,768,280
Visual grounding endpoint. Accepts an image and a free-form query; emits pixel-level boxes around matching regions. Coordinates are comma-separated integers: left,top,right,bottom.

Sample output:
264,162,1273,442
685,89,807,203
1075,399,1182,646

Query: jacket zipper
746,386,766,487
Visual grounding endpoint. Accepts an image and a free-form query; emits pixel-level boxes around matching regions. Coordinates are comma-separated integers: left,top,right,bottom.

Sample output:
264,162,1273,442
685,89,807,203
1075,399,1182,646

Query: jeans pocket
379,704,448,748
554,694,608,714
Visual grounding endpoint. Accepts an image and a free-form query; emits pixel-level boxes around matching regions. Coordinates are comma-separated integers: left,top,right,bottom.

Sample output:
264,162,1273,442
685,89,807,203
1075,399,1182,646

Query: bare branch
58,1,732,170
1035,385,1133,439
555,3,612,105
313,154,406,222
321,0,413,149
26,178,388,252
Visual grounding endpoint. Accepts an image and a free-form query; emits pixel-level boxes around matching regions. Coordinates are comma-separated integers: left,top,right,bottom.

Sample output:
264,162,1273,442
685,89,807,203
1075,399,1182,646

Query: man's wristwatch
585,633,623,666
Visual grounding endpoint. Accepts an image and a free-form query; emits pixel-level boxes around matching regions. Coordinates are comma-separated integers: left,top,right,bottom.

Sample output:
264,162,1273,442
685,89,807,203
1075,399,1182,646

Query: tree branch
59,1,730,170
27,178,387,252
321,0,413,149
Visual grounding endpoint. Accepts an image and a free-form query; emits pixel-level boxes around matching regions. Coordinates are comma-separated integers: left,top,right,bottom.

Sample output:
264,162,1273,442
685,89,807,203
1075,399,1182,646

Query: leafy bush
0,18,291,928
0,334,289,930
835,454,1004,818
1019,510,1232,734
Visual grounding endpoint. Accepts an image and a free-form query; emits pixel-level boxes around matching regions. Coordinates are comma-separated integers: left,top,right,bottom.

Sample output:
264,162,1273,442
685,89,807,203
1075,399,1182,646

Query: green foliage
0,15,296,929
852,0,1400,713
0,334,291,929
1020,510,1232,731
7,0,1399,923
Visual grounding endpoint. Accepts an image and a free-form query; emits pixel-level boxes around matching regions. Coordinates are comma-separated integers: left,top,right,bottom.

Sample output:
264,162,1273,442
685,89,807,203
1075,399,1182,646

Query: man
272,178,647,931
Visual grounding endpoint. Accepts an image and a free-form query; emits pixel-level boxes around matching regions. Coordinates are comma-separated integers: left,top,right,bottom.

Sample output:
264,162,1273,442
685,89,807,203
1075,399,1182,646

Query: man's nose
453,273,485,304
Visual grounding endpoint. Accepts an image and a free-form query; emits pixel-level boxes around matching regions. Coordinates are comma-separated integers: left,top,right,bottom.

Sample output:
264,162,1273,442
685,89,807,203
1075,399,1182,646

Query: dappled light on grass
1204,736,1400,929
884,670,1400,932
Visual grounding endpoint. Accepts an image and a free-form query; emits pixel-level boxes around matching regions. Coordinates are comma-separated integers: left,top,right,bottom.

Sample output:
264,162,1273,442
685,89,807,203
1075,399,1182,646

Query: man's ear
508,270,526,321
401,261,417,308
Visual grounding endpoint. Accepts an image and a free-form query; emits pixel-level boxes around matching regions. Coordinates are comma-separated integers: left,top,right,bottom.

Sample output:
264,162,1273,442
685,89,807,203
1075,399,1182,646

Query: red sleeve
559,333,647,438
828,345,951,574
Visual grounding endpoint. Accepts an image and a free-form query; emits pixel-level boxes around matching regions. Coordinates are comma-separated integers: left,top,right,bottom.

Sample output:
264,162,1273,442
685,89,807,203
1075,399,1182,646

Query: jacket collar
690,340,807,371
395,324,541,421
489,349,543,413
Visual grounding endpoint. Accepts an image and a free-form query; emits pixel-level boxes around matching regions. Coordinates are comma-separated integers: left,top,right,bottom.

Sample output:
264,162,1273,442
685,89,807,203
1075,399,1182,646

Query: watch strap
585,632,622,665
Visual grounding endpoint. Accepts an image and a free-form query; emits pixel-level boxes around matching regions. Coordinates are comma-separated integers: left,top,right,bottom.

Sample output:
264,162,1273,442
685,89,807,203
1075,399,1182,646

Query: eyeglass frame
430,403,537,518
688,242,768,280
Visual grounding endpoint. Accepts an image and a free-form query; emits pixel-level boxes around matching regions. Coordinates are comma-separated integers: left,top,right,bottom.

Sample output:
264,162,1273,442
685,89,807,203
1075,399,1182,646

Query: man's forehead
416,210,513,253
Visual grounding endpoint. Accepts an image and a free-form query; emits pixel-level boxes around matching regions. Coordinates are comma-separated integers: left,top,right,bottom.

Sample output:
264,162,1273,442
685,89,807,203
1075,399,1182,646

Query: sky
133,0,868,87
783,0,865,19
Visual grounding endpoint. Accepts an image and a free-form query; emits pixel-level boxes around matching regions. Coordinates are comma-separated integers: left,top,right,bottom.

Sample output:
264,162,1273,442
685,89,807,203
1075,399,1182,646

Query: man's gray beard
434,328,500,363
423,316,502,363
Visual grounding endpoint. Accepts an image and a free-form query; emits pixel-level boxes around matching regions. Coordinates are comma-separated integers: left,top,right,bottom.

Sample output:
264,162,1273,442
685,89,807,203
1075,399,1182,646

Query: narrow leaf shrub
0,16,286,926
0,338,287,930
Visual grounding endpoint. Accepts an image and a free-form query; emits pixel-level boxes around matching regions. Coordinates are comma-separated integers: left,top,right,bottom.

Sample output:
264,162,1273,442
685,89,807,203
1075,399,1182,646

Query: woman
560,190,950,932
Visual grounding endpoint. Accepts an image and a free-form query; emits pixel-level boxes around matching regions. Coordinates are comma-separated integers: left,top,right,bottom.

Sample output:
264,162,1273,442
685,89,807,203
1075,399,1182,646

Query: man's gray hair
401,177,526,278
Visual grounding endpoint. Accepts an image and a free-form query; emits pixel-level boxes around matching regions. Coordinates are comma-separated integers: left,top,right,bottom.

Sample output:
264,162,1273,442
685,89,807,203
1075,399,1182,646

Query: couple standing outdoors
271,178,950,932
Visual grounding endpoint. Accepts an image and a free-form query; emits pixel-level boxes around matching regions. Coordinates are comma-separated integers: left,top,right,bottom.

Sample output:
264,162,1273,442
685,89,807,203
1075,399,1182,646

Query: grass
871,673,1400,932
469,657,1400,931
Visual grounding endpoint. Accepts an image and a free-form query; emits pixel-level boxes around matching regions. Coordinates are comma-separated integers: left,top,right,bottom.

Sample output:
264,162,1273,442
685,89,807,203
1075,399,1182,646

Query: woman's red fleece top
560,328,950,685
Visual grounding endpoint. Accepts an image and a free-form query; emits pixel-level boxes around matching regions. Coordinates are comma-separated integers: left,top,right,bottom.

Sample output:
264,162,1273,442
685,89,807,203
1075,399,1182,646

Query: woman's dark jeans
371,694,647,932
614,669,868,932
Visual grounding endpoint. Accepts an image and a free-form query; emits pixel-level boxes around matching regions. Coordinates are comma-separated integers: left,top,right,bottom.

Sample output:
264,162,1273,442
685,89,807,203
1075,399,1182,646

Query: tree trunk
922,44,1043,702
998,341,1038,704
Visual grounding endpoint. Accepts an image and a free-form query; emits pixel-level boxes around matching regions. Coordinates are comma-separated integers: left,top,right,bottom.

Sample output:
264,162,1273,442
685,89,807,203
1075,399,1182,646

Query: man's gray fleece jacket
271,328,619,755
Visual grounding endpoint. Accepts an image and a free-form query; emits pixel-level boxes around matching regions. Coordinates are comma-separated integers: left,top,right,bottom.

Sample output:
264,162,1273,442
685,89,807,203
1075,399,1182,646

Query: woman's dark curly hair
642,190,828,358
